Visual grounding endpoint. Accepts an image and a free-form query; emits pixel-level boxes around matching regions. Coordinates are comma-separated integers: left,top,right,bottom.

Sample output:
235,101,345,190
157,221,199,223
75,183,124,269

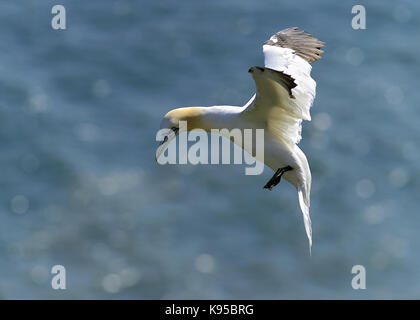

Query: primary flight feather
156,27,325,251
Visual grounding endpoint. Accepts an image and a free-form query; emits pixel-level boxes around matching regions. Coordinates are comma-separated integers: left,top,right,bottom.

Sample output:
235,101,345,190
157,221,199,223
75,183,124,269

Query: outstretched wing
264,27,324,64
244,27,324,148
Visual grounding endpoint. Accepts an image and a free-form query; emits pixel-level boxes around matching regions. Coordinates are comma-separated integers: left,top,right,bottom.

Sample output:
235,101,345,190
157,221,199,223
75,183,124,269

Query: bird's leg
263,166,293,190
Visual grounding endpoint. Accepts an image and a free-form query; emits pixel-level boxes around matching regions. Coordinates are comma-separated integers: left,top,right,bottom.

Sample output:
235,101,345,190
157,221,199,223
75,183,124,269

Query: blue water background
0,0,419,298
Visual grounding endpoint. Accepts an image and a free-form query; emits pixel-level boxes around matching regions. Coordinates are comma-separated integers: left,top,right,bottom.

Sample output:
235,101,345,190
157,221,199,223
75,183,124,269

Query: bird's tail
298,186,312,254
294,146,312,253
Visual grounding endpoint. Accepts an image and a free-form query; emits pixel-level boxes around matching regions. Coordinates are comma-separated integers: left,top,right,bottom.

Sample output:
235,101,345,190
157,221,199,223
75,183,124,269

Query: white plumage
157,27,325,252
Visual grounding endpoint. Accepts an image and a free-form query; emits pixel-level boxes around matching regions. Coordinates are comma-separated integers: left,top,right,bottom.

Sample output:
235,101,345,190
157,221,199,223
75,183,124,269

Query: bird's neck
178,106,243,132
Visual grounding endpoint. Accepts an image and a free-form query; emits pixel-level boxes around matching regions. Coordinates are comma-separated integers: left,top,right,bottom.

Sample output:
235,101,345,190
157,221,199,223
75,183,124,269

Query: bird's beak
155,129,178,162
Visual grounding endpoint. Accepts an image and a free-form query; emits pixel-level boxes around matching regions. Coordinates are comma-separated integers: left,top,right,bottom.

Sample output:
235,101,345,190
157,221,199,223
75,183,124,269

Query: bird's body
156,27,325,251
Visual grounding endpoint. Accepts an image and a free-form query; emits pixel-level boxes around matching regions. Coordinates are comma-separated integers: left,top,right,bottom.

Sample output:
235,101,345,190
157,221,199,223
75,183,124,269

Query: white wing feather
263,45,316,121
242,27,324,252
244,27,324,147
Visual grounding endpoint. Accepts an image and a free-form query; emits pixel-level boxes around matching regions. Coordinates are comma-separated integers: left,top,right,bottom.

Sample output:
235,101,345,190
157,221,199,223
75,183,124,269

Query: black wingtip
264,27,325,63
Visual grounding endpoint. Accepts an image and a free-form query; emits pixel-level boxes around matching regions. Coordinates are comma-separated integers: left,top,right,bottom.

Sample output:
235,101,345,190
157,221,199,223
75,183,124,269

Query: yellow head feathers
161,107,209,132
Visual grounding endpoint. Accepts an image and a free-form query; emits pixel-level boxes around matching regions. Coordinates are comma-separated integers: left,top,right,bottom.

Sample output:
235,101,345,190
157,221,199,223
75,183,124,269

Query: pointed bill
155,128,178,161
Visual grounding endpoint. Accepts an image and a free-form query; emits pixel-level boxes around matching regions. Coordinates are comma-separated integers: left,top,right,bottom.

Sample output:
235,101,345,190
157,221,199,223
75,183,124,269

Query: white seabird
156,27,325,251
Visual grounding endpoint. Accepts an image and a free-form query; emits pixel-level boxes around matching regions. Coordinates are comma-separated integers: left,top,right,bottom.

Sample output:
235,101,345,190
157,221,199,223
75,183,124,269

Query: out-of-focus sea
0,0,419,299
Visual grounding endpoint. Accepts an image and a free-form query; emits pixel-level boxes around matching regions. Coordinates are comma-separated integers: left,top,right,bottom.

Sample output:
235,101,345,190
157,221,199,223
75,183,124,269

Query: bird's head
156,107,206,161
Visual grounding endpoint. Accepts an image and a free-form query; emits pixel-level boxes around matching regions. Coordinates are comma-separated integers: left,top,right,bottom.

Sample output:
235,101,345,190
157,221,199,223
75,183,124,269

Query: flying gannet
156,27,325,251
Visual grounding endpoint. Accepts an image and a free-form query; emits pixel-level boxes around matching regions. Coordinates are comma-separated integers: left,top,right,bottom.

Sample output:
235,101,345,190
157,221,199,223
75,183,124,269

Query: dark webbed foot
263,166,293,190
